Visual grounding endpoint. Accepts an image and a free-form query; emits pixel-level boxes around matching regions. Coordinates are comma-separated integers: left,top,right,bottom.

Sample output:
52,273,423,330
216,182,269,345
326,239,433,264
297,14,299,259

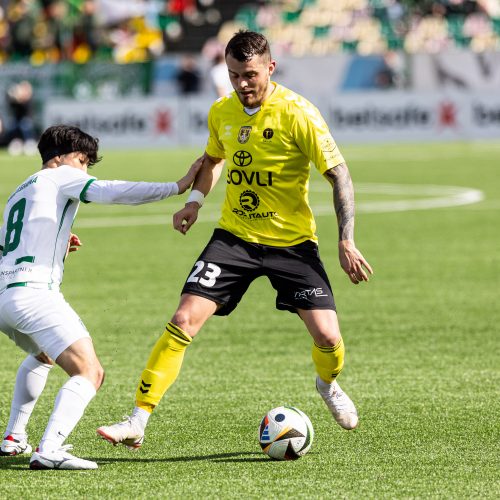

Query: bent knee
80,364,104,390
170,310,191,332
314,331,342,347
170,295,216,336
94,366,105,390
170,310,203,337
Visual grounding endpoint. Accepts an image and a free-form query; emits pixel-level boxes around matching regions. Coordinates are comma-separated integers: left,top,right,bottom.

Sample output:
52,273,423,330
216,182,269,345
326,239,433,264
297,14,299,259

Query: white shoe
316,377,359,430
0,434,32,456
97,416,144,450
29,445,98,470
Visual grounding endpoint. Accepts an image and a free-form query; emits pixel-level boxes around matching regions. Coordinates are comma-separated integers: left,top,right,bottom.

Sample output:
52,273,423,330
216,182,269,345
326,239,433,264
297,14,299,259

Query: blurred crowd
0,0,197,65
0,0,499,66
217,0,500,56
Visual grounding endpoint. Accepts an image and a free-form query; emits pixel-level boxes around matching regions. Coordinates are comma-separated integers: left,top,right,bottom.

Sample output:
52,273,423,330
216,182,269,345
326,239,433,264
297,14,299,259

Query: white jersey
0,165,178,292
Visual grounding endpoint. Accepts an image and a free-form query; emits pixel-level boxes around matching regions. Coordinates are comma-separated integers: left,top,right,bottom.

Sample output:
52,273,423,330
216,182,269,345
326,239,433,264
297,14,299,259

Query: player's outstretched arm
324,163,373,284
173,153,224,235
176,156,204,194
83,160,204,206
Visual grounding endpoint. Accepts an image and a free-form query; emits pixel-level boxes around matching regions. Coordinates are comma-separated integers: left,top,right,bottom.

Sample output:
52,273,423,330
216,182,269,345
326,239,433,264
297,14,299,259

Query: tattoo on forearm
325,163,355,241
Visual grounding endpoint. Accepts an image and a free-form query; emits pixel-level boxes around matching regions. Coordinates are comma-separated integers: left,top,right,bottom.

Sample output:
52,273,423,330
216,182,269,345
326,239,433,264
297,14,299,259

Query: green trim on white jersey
49,199,73,286
15,256,35,265
80,178,97,203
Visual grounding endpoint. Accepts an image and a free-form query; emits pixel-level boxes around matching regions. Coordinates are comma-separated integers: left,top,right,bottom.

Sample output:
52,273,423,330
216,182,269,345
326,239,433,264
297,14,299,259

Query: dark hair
38,125,101,166
225,30,271,62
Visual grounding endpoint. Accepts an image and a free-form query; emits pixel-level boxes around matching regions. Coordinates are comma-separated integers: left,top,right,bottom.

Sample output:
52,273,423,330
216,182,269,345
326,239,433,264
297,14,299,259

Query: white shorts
0,287,90,360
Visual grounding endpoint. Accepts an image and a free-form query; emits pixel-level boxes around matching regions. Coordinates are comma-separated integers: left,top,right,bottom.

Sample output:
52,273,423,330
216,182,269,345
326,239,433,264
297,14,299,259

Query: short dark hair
38,125,101,166
225,30,271,62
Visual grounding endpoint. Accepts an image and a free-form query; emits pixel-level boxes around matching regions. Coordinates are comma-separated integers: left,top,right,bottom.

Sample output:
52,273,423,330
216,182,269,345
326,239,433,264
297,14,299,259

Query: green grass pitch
0,142,499,498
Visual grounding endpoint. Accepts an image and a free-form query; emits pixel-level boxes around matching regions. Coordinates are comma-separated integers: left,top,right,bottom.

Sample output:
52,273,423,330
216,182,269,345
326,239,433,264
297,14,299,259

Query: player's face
226,53,276,109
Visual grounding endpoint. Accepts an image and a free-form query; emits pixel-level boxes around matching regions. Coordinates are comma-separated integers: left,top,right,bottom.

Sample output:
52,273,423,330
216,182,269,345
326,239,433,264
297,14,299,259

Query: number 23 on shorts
186,261,221,288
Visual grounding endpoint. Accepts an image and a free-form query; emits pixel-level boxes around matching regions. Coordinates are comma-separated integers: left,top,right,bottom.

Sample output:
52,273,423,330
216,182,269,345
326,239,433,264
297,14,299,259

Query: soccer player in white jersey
0,125,201,469
98,31,372,449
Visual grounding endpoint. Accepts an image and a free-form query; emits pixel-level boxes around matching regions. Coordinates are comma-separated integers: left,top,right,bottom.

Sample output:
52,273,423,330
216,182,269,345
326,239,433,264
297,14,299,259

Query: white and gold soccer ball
258,406,314,460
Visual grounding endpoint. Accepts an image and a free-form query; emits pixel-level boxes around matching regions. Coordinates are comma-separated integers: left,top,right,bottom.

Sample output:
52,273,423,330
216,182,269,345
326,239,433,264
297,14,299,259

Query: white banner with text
43,91,500,148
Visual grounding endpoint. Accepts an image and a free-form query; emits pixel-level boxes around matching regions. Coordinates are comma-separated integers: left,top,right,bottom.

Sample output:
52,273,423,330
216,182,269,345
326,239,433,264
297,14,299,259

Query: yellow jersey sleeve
206,84,345,247
292,100,345,175
206,99,227,159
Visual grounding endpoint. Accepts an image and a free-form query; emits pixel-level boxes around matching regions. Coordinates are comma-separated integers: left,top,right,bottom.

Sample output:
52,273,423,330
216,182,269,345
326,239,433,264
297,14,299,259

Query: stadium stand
216,0,500,56
0,0,499,65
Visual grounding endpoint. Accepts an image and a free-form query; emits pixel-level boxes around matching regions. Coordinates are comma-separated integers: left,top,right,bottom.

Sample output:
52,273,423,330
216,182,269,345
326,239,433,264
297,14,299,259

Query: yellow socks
312,338,345,384
135,322,192,410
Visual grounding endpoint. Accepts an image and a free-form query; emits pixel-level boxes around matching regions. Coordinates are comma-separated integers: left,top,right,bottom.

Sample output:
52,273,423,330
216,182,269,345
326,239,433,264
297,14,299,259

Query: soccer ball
258,406,314,460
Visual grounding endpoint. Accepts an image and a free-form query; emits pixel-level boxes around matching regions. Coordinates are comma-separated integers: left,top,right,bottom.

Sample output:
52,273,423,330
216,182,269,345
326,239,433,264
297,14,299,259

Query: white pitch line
74,183,486,229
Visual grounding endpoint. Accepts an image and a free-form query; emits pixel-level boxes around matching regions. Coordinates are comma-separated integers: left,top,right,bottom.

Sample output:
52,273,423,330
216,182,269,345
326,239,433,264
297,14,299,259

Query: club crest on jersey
237,126,252,144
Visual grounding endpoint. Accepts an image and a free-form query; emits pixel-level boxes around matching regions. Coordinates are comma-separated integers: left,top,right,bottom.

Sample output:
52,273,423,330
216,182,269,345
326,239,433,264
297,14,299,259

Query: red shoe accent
29,460,47,470
96,429,118,446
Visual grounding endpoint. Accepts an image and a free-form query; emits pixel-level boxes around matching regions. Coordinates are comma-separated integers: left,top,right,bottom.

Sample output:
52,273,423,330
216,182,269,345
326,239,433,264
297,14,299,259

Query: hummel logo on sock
139,380,152,394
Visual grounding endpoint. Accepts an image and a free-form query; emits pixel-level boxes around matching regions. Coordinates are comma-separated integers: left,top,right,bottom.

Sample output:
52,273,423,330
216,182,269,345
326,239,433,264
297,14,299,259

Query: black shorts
181,229,336,316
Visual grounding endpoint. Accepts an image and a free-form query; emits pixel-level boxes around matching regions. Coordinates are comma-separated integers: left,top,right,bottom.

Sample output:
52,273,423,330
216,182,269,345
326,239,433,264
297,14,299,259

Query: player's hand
176,156,204,194
66,233,82,258
338,240,373,284
173,203,199,235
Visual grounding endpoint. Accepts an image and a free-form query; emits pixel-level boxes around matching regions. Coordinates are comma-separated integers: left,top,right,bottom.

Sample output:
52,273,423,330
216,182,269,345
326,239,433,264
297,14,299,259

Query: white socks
131,407,151,433
39,375,96,453
5,355,52,438
5,357,98,453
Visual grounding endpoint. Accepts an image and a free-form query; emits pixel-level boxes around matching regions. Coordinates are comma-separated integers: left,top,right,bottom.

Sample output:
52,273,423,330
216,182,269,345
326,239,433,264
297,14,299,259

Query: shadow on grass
0,455,30,470
97,452,269,465
0,452,282,470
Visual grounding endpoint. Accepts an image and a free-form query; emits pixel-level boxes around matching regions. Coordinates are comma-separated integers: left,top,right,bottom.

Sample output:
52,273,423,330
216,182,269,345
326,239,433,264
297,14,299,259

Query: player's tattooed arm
324,163,373,284
324,162,355,241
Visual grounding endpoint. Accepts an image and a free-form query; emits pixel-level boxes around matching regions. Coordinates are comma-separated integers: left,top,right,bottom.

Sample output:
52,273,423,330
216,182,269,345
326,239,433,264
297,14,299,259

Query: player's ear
268,60,276,77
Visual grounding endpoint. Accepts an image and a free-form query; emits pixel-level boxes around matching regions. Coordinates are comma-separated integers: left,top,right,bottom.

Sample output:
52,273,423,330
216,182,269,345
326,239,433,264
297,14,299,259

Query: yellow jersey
205,83,345,246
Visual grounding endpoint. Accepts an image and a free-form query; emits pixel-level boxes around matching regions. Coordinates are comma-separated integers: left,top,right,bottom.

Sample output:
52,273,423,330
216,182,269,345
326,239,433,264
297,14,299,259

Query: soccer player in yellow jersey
97,31,373,448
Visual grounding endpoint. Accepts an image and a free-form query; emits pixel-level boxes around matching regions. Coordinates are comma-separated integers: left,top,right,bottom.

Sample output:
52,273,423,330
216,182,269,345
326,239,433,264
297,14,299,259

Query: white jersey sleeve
50,164,97,200
83,180,179,205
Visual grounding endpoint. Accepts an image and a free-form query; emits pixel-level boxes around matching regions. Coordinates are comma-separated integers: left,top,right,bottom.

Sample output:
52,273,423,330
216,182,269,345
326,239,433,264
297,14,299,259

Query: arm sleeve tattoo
324,163,355,241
